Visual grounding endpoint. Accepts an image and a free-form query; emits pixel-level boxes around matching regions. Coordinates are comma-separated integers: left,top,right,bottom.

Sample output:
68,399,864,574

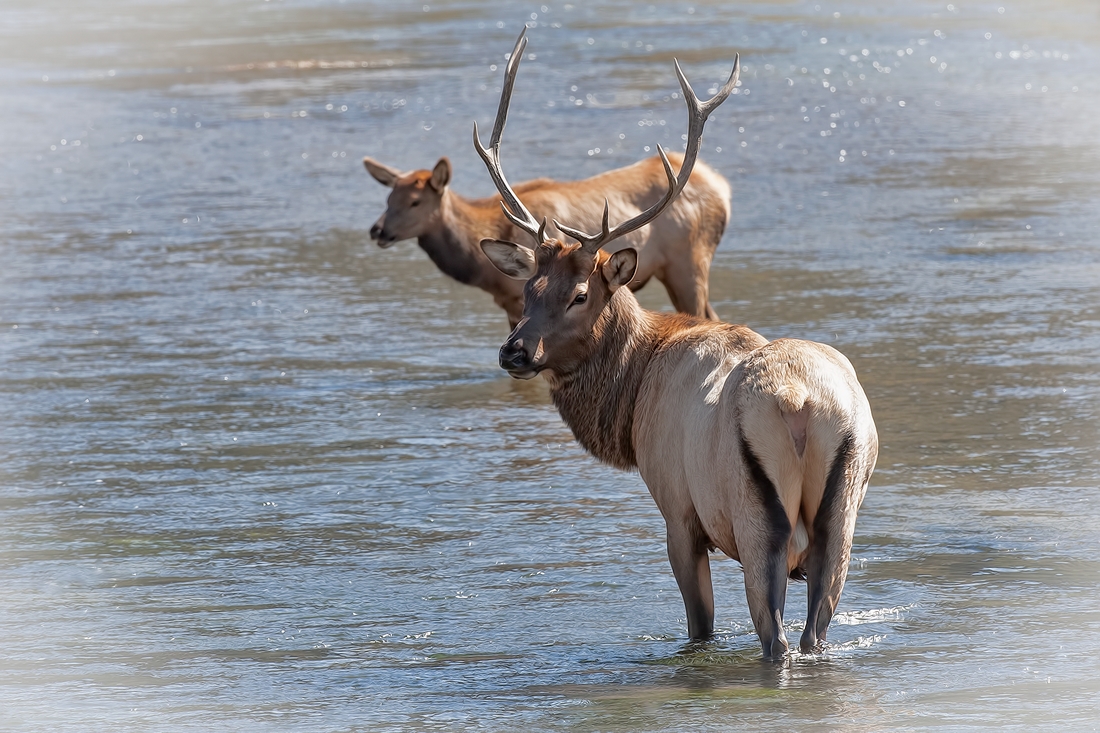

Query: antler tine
562,53,741,253
472,27,547,246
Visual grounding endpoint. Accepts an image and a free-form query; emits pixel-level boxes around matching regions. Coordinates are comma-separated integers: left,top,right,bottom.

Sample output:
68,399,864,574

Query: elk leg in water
739,430,793,660
666,522,715,640
801,434,856,653
656,257,716,320
740,532,791,660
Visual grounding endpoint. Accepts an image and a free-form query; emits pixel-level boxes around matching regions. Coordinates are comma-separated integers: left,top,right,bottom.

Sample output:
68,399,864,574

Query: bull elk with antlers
476,31,878,659
363,31,731,327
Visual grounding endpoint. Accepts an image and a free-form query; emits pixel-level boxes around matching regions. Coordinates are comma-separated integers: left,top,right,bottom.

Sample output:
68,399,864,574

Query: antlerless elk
363,42,732,327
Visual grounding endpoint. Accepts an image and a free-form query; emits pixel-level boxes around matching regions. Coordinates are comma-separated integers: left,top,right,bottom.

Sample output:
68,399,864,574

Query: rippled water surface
1,1,1099,730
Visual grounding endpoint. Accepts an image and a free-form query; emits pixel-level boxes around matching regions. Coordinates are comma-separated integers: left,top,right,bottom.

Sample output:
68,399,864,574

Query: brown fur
364,154,731,327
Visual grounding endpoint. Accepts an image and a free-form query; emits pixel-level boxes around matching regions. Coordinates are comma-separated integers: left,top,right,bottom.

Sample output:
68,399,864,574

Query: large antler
556,54,740,253
473,28,548,246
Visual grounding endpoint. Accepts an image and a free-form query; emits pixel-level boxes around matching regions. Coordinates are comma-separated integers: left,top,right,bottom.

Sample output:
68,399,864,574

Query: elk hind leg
801,434,860,653
666,520,715,641
740,525,791,660
739,435,793,660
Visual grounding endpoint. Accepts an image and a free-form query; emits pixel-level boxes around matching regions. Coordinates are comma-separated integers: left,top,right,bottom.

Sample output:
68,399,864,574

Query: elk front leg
657,258,717,320
666,524,714,641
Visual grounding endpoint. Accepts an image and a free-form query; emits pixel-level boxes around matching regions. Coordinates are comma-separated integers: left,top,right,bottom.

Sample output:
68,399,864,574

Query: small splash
832,604,914,625
830,634,886,650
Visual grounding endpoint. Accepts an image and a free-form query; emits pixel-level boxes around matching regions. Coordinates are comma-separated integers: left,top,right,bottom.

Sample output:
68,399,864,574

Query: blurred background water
1,0,1098,730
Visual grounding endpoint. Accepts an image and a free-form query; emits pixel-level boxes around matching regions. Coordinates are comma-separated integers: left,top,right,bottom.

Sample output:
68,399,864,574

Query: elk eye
571,292,587,307
410,200,420,207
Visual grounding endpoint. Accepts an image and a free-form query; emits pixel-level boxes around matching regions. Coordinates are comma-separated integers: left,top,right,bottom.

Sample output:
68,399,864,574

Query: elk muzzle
498,335,541,380
370,215,396,248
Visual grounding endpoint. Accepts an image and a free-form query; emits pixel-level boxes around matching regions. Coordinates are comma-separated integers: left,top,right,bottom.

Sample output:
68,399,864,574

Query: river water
1,0,1098,730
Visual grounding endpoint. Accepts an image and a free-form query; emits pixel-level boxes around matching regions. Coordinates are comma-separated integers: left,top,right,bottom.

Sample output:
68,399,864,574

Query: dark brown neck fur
416,192,521,292
544,289,699,470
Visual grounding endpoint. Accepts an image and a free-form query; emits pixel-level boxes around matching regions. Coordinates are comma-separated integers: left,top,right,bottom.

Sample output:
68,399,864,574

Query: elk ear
363,157,401,187
481,239,537,280
429,157,451,192
602,248,638,291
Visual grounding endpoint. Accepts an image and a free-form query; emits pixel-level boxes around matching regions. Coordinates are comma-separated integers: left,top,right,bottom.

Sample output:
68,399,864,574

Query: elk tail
774,382,808,414
776,383,810,460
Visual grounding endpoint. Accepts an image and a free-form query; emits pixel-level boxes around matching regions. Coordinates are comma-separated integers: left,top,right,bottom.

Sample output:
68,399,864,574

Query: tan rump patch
782,404,810,459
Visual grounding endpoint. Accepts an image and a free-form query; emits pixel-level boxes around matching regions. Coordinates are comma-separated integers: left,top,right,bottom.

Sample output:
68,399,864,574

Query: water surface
1,1,1099,730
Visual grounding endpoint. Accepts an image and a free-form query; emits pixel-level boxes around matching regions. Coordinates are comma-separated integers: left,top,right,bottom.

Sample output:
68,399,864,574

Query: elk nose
499,339,530,372
369,223,383,240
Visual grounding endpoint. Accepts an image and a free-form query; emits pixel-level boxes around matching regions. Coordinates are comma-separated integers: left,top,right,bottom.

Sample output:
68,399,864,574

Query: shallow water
1,0,1099,730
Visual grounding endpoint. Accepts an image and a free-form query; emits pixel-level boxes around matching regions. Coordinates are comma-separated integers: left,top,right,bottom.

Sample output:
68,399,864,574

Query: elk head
363,156,452,247
475,28,738,378
482,239,640,378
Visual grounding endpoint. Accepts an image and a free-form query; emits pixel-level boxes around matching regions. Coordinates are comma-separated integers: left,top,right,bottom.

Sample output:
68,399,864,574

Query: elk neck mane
543,287,743,471
420,186,560,289
414,191,507,287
